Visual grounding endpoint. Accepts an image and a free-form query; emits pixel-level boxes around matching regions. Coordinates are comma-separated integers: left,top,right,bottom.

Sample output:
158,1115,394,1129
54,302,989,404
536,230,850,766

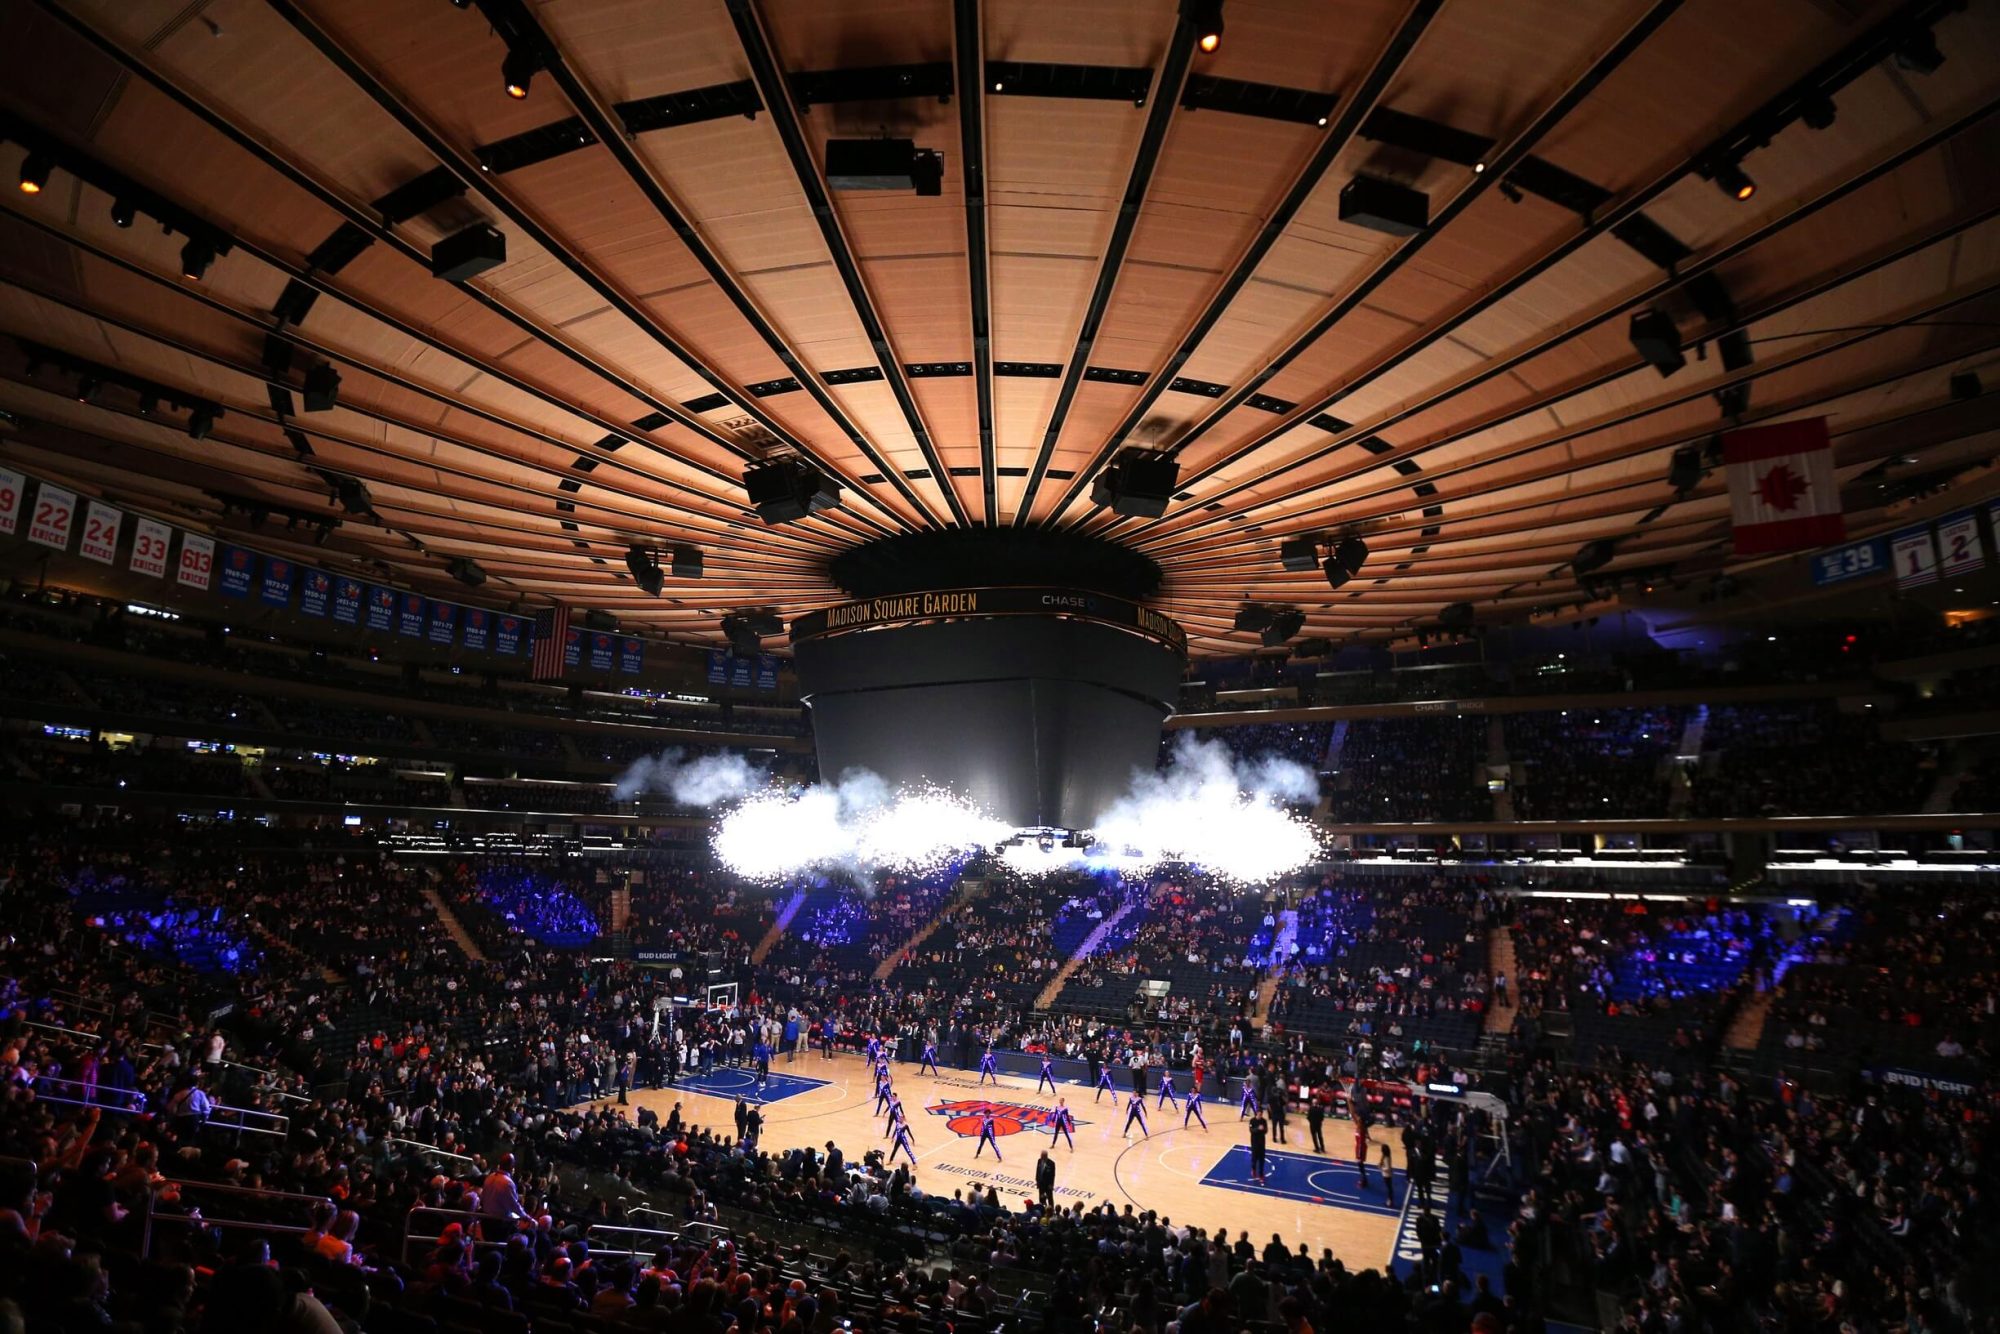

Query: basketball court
587,1051,1419,1273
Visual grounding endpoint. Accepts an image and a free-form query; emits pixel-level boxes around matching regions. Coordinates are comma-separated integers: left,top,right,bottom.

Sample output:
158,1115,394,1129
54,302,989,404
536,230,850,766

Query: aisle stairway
1484,926,1519,1034
1035,900,1138,1008
873,877,987,981
1725,990,1776,1051
1250,972,1283,1029
752,888,809,964
1921,740,1973,813
422,888,488,963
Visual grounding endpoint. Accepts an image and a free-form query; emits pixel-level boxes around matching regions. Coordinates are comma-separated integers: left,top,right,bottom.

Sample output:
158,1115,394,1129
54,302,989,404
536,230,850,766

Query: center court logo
926,1099,1088,1138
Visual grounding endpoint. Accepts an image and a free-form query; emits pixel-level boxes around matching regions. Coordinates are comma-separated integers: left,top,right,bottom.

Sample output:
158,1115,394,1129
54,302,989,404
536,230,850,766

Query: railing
381,1137,478,1170
583,1221,681,1260
401,1205,515,1266
201,1103,289,1141
23,1072,149,1114
142,1179,334,1257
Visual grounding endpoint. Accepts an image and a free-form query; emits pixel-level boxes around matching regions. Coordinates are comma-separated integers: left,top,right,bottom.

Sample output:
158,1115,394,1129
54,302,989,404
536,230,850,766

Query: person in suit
1248,1111,1270,1185
1035,1150,1056,1211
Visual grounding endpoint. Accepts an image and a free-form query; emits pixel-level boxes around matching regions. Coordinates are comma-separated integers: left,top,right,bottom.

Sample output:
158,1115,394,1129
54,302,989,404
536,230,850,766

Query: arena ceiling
0,0,1997,656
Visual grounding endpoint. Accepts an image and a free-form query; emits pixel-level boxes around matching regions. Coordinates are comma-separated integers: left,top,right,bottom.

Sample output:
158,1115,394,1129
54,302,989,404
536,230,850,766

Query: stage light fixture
745,457,842,524
302,363,341,412
1950,371,1983,401
1438,602,1475,634
1799,92,1837,130
187,405,217,440
1279,538,1320,573
1090,447,1178,518
180,237,216,281
1714,382,1750,419
625,544,664,596
1333,535,1369,576
74,377,100,404
1711,158,1755,202
1339,173,1428,236
1182,0,1224,52
18,153,51,195
670,545,703,578
137,392,158,416
1572,538,1617,578
110,198,136,228
1628,309,1685,377
1322,558,1352,590
1668,444,1703,497
449,557,487,588
1232,605,1274,634
502,48,538,100
334,476,373,515
1893,27,1943,74
1261,608,1305,647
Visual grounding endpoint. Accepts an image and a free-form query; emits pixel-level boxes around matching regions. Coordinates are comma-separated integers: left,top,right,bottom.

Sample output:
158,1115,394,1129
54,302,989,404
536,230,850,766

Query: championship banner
217,545,256,598
0,468,22,536
495,613,524,656
1937,510,1986,576
426,600,456,646
300,569,332,618
332,578,363,626
562,626,582,670
463,606,490,652
588,630,615,672
78,500,122,564
618,637,643,674
707,649,728,684
730,655,753,688
366,586,396,632
1723,417,1844,556
1892,524,1939,588
756,654,779,690
177,533,215,591
129,516,172,578
398,591,425,637
27,482,76,550
260,556,296,608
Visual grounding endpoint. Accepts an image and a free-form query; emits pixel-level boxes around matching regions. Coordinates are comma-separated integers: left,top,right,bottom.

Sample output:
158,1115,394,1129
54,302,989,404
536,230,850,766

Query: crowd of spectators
1508,708,1688,820
1327,716,1489,822
1690,703,1934,817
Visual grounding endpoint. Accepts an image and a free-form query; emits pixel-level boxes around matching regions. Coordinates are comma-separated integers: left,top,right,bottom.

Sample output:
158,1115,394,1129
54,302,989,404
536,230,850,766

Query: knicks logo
927,1099,1086,1139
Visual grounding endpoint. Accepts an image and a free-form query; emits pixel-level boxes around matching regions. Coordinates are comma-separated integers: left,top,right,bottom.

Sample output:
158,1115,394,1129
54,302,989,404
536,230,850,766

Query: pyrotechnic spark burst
713,782,1009,882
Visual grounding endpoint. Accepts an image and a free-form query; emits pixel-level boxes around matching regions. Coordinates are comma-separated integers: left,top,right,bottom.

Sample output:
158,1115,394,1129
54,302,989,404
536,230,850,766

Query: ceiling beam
954,0,998,526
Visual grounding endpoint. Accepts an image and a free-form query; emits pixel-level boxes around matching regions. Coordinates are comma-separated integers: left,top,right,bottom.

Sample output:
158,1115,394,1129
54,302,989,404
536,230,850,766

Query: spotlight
1668,444,1703,498
502,47,538,100
744,457,842,524
18,152,52,195
187,405,218,440
75,377,100,404
1799,92,1837,131
110,199,136,228
1714,382,1750,419
625,544,664,596
1950,371,1982,401
670,545,703,578
1232,605,1274,634
1182,0,1223,52
1892,27,1943,75
449,557,487,588
1572,538,1617,578
1437,602,1475,635
1333,535,1368,576
1322,557,1352,590
1628,309,1685,377
1261,608,1305,647
180,237,216,281
1711,158,1755,202
137,392,158,416
1279,538,1320,573
334,476,373,515
1090,447,1178,518
302,363,341,412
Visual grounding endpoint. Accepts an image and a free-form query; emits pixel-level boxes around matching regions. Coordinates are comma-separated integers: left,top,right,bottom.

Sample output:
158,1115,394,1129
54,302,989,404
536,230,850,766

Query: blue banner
1810,536,1889,587
332,577,363,626
259,556,296,608
365,586,395,632
299,569,332,618
398,592,425,638
755,654,778,690
563,627,582,669
619,637,643,674
463,606,490,652
427,600,456,646
586,631,614,672
730,655,753,688
217,545,255,598
707,649,728,685
495,614,524,656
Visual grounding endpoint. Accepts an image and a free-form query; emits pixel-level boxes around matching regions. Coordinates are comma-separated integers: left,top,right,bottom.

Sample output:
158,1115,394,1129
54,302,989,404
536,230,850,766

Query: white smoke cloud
612,747,766,806
707,732,1320,887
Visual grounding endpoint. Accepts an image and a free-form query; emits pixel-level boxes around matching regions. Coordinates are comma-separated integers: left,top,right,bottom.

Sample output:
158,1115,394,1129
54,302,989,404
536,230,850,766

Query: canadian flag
1724,417,1844,556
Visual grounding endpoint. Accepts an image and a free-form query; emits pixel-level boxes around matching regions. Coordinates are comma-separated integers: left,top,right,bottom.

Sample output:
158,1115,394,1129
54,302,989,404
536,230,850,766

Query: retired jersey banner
1892,525,1939,589
0,468,23,536
129,516,172,578
463,606,490,652
398,591,425,637
1937,510,1986,576
427,600,456,646
366,586,396,632
587,630,615,672
562,626,582,670
332,577,363,626
619,637,643,674
259,556,296,608
28,483,76,550
1724,417,1844,556
707,649,728,684
216,545,256,598
730,655,754,688
756,655,779,690
177,533,216,591
299,569,332,618
495,613,524,656
78,500,122,564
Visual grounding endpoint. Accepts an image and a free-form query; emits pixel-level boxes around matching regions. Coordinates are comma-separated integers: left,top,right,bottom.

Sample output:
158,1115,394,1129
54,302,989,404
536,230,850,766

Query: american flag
530,604,571,681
